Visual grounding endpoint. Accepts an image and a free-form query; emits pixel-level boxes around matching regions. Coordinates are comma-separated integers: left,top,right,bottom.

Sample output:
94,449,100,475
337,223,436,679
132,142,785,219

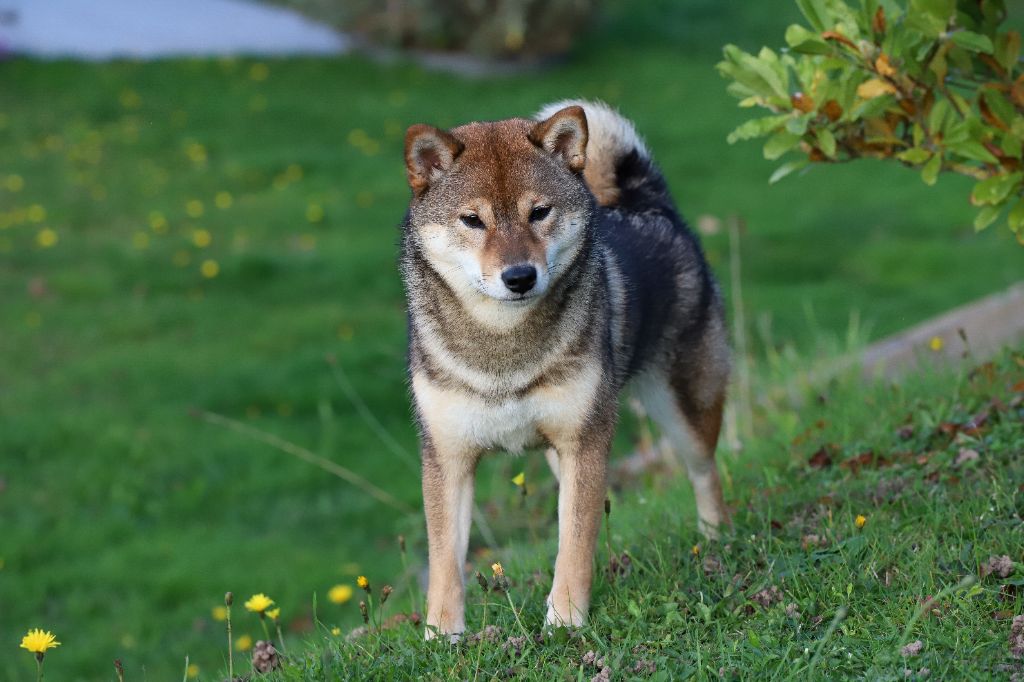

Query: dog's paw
544,594,587,628
424,626,462,643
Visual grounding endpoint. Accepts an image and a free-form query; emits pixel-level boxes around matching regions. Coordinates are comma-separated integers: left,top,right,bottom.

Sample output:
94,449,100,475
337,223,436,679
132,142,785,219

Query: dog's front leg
545,425,612,627
421,438,477,640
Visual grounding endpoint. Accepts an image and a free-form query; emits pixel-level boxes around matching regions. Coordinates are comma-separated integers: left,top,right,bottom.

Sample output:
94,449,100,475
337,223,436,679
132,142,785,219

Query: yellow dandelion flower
36,228,58,248
331,627,341,636
928,336,944,352
215,191,233,209
186,663,199,679
200,259,220,278
692,544,701,556
244,593,274,614
235,634,253,651
192,229,212,248
855,514,867,529
185,142,206,164
185,199,204,218
356,576,370,591
305,203,324,223
4,174,24,192
491,562,504,577
328,584,354,604
20,629,60,654
347,129,369,148
249,62,269,81
511,472,525,487
267,608,280,621
27,204,46,223
149,211,168,233
132,231,150,249
119,89,142,109
212,605,227,621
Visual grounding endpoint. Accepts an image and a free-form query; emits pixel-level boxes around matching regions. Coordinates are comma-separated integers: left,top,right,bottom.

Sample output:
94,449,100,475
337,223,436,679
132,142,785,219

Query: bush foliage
718,0,1024,242
274,0,596,59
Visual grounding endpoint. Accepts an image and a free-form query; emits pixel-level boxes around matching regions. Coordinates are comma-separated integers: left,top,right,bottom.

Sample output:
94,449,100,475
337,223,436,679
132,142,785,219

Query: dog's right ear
404,125,464,196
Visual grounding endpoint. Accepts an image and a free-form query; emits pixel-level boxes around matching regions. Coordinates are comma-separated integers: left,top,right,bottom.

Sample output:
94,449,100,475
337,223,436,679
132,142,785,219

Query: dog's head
403,106,593,305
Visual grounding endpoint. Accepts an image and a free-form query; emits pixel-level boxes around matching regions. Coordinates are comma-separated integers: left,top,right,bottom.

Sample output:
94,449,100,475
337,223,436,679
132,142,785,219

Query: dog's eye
460,214,485,229
529,205,551,222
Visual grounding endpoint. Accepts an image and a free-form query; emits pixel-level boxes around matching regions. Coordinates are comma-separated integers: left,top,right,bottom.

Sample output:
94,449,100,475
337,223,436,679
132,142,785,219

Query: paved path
0,0,348,59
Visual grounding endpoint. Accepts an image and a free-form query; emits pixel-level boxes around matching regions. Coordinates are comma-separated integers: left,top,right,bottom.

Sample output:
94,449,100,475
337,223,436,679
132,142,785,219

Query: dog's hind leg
637,323,731,538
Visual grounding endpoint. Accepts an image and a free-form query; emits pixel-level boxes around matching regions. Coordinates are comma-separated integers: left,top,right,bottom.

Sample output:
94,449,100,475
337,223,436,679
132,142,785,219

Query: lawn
266,350,1024,680
1,1,1022,679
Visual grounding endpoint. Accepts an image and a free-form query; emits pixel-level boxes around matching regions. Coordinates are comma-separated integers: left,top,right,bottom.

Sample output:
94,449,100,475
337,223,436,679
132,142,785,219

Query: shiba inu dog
400,100,730,638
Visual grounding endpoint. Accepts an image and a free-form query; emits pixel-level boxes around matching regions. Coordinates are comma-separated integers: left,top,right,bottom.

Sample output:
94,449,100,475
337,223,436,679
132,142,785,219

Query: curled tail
536,99,669,211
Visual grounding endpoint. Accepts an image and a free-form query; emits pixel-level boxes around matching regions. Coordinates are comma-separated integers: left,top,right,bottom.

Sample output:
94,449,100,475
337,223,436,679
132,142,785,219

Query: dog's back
536,100,727,391
401,100,729,637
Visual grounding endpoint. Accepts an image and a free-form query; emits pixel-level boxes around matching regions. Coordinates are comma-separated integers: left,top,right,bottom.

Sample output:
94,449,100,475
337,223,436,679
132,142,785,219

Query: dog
400,100,730,638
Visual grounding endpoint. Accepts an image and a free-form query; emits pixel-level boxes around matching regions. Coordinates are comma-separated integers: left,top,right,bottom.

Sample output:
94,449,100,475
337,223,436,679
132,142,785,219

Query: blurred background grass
1,1,1022,679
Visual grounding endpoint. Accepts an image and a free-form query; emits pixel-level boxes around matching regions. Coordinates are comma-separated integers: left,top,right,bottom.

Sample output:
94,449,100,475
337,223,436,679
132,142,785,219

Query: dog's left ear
405,124,465,196
529,105,588,172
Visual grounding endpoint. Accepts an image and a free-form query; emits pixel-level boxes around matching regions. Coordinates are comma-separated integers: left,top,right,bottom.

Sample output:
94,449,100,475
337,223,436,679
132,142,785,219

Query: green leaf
785,113,812,135
785,24,832,54
796,0,828,31
627,599,642,619
995,30,1021,73
769,159,810,184
949,30,994,54
897,148,933,165
763,131,802,160
1002,131,1023,159
816,128,837,158
727,114,791,144
1008,198,1024,232
747,629,762,648
947,140,1000,164
921,153,942,185
973,205,1001,231
970,172,1022,205
982,89,1016,130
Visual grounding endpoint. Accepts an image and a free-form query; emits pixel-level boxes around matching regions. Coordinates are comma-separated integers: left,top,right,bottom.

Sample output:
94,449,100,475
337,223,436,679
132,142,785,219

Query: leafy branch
718,0,1024,240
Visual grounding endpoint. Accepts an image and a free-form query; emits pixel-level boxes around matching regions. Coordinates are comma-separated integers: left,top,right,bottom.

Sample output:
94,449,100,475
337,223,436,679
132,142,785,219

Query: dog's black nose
501,264,537,294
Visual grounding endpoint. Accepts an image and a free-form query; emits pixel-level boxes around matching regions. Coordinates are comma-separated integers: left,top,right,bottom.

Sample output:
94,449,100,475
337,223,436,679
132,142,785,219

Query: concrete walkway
0,0,349,59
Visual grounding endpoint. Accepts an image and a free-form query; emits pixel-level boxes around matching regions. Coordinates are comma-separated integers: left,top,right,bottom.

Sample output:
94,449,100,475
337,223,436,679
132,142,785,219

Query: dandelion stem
505,591,529,639
226,603,234,680
398,536,421,619
259,613,271,642
181,655,189,682
35,655,43,682
275,621,287,654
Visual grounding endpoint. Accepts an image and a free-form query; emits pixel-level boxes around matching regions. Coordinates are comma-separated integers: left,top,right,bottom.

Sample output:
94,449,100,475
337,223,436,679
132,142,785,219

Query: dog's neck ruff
405,237,601,399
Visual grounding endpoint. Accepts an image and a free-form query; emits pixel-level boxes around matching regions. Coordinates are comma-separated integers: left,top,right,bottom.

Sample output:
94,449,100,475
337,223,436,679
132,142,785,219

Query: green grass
261,351,1024,680
1,2,1022,679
